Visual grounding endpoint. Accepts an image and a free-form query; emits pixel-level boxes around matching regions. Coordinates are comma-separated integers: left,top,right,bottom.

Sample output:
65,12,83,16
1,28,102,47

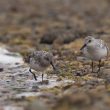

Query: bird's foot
38,80,49,85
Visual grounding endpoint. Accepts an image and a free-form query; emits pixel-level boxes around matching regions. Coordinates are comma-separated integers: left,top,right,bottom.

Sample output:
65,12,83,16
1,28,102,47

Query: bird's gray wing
96,39,105,48
97,39,109,58
105,43,109,58
33,51,44,63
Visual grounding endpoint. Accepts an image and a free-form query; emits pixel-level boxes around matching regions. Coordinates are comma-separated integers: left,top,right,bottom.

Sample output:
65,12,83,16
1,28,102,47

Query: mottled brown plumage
27,51,56,82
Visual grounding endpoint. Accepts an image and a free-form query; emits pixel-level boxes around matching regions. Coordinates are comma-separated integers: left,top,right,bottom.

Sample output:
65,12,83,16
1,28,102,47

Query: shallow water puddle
26,74,74,88
16,78,74,98
4,106,24,110
0,46,75,101
15,92,42,99
0,47,23,64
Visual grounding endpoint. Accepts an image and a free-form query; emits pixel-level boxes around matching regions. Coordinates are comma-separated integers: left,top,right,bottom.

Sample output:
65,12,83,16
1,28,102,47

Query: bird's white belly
29,61,46,72
83,47,107,61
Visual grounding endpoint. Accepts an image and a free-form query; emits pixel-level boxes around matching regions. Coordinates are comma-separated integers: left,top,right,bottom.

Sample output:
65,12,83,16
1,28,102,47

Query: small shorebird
80,36,109,73
26,51,56,82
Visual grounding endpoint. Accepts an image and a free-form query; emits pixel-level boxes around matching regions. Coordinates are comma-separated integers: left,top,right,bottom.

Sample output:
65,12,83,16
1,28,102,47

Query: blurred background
0,0,110,53
0,0,110,110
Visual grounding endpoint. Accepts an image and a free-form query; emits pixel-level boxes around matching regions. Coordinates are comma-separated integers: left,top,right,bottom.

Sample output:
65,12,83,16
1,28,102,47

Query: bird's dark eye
45,57,49,61
88,40,91,42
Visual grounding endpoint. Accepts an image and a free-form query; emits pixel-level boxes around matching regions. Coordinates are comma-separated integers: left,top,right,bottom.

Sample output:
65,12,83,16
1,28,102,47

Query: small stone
0,68,3,72
38,80,49,85
73,69,88,76
25,100,48,110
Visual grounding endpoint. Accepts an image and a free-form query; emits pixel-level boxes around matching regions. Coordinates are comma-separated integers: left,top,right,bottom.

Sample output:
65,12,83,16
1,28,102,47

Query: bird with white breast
80,36,109,73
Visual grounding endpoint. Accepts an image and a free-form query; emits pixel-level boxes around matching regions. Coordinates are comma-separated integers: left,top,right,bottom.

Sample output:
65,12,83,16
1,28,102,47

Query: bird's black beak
50,61,56,70
80,44,87,50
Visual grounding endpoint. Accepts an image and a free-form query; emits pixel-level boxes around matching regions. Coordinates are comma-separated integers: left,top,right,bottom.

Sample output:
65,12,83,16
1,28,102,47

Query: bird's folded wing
105,44,109,59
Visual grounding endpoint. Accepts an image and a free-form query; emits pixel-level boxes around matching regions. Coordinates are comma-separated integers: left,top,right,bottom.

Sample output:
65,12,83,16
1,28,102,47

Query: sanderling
26,51,56,82
80,36,109,73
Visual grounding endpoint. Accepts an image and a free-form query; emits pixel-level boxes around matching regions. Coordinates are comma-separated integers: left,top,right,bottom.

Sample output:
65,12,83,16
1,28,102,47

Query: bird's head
80,36,95,50
44,53,56,70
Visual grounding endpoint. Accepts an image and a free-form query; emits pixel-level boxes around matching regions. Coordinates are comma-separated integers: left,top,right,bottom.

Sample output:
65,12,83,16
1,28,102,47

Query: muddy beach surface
0,0,110,110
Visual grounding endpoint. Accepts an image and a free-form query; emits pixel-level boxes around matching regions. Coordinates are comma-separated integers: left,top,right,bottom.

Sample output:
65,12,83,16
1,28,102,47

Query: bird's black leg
97,59,101,73
91,61,94,73
42,74,44,82
29,68,37,80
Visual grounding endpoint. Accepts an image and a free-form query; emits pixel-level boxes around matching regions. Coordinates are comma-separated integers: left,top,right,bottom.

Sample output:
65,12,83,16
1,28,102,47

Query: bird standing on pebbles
80,36,109,73
26,51,56,82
